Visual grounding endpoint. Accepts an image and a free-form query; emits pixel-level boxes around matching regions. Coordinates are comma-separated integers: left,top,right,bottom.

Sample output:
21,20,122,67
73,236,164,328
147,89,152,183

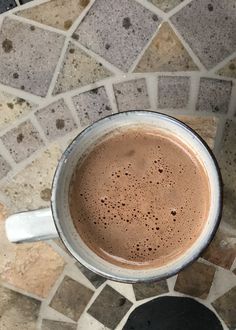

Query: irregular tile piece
174,261,216,298
1,145,62,212
158,76,190,108
41,319,77,330
148,0,183,12
133,280,168,301
114,78,150,112
76,263,106,288
50,276,94,321
0,18,65,96
217,58,236,79
53,42,111,94
35,99,77,141
17,0,90,31
135,23,198,72
212,286,236,329
74,0,160,71
0,285,41,330
0,0,16,14
0,120,44,163
124,296,223,330
87,285,132,329
202,229,236,269
217,120,236,233
196,78,232,114
171,0,236,69
0,155,11,180
0,91,36,130
176,115,218,149
72,86,112,126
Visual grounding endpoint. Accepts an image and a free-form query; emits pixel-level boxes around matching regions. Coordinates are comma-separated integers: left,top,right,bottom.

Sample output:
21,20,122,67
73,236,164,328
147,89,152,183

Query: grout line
14,0,21,7
227,81,236,118
188,75,200,114
0,82,43,105
213,116,226,157
135,0,167,19
208,51,236,75
29,113,49,145
165,0,192,18
1,280,44,301
0,139,17,168
11,0,49,14
146,75,157,110
104,81,119,114
63,94,82,129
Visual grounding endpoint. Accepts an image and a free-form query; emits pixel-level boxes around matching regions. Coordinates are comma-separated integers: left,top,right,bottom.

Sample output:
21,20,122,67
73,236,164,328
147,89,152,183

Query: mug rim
51,111,223,282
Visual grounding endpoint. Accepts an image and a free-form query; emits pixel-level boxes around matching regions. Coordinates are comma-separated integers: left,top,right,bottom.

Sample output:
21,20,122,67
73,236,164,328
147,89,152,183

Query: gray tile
114,78,150,112
133,280,168,301
72,86,112,126
41,319,77,330
76,262,106,288
0,0,16,14
196,78,232,114
74,0,160,71
148,0,183,12
158,76,190,108
0,155,11,179
50,276,94,321
212,286,236,330
0,18,65,96
171,0,236,69
0,120,44,163
87,285,132,329
0,285,41,330
35,99,77,141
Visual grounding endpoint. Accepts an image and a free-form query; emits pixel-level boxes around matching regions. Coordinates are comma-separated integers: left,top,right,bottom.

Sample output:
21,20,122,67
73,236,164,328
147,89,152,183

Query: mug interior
51,111,222,282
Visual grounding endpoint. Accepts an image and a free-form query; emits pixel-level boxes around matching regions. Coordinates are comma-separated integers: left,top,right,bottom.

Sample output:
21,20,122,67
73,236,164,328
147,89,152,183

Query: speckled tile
0,0,16,14
1,144,62,212
212,286,236,329
0,155,11,180
53,42,112,95
35,99,77,141
0,18,65,97
0,120,44,163
171,0,236,69
17,0,90,31
50,275,94,321
76,263,106,288
0,91,36,131
217,58,236,79
88,285,132,329
148,0,184,12
176,115,218,149
113,78,150,112
158,76,190,108
0,285,41,330
135,23,198,73
196,78,232,114
72,86,112,126
133,280,168,301
202,229,236,269
41,319,77,330
74,0,160,71
174,261,216,299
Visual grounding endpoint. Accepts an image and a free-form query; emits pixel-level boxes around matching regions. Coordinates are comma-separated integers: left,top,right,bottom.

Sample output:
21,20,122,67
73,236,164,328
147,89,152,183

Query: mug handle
5,208,59,243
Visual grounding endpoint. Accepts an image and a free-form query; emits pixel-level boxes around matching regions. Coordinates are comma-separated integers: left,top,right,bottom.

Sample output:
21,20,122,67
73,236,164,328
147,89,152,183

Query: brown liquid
69,127,210,269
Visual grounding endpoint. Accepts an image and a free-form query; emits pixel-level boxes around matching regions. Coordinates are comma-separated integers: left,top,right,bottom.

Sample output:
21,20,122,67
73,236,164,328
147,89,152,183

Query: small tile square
87,285,132,329
0,18,65,96
75,0,160,71
72,87,112,126
133,280,168,301
196,78,232,114
76,263,106,288
0,0,16,14
35,99,77,141
0,155,11,180
41,319,77,330
114,78,150,112
0,120,44,163
171,0,236,69
174,261,216,299
158,76,190,108
50,276,94,321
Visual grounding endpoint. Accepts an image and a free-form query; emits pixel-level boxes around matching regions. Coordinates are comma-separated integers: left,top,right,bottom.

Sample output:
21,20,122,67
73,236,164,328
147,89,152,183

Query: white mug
5,111,222,283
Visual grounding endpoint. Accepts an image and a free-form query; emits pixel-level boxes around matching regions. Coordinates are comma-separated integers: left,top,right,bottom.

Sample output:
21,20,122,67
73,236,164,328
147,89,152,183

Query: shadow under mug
5,111,223,283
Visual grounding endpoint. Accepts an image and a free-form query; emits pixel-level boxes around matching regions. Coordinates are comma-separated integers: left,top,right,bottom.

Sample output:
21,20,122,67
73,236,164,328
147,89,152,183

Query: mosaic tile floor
0,0,235,329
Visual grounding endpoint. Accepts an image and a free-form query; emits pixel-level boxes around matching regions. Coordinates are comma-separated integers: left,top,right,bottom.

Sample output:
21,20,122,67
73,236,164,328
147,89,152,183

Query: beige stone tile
1,144,62,212
0,91,36,130
217,57,236,79
53,42,112,95
17,0,90,31
148,0,183,12
134,23,198,73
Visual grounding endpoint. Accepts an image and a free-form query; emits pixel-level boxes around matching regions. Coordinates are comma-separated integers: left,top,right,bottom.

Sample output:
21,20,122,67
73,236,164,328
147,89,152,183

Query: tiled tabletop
0,0,235,329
